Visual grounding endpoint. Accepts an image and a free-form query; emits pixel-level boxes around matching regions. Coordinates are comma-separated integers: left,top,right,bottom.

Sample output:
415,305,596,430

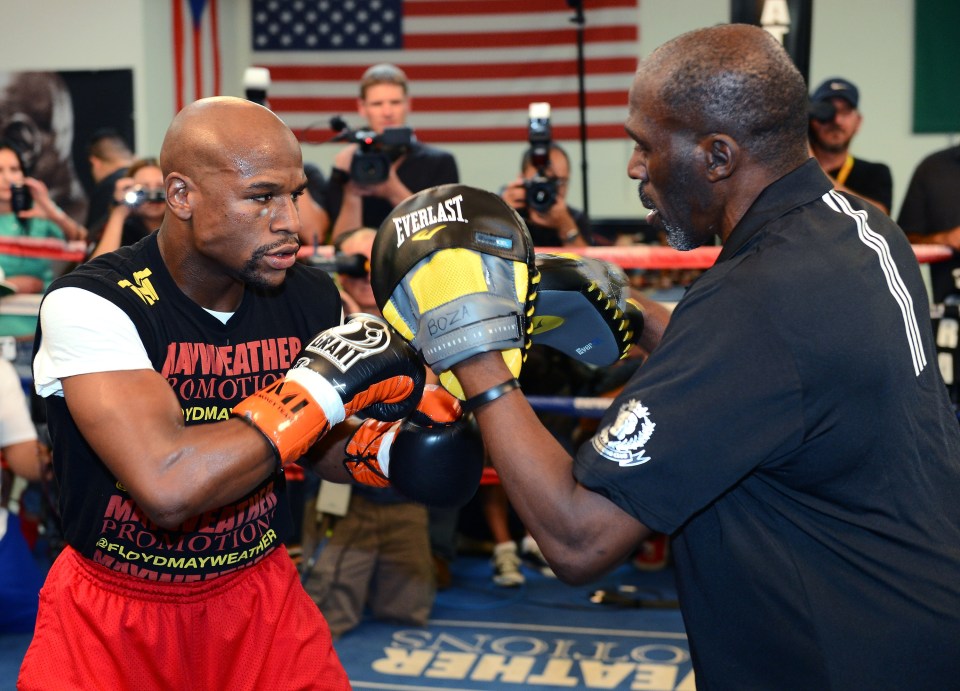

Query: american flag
250,0,639,144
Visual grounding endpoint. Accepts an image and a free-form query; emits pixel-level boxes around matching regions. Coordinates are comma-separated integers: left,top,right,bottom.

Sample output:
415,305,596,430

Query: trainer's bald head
159,96,301,182
636,23,809,171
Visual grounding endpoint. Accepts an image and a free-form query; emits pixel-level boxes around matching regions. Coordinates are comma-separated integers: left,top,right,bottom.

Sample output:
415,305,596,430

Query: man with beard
380,24,960,690
808,77,893,214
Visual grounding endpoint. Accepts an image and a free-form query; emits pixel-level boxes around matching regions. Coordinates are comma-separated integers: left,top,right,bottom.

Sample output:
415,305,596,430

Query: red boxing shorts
18,546,350,690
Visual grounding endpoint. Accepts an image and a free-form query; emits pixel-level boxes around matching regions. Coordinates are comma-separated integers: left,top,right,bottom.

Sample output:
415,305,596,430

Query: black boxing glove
233,314,426,468
344,385,484,508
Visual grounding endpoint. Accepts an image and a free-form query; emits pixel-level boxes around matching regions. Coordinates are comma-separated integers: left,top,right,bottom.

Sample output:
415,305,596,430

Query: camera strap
835,155,854,186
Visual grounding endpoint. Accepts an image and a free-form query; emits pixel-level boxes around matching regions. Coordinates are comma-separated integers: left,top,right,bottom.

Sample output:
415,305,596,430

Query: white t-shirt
33,287,153,398
33,287,244,398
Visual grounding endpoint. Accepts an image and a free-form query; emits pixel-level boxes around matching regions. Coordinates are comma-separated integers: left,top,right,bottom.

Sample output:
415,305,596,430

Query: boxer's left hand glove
370,184,539,400
233,314,426,468
344,385,484,508
532,253,643,365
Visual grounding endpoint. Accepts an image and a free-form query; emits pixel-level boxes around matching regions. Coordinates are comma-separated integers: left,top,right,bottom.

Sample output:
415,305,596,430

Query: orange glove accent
233,378,331,468
343,418,397,487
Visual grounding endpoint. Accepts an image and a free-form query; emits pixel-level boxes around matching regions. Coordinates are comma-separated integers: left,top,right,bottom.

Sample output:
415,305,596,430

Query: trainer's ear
165,173,193,220
700,134,737,182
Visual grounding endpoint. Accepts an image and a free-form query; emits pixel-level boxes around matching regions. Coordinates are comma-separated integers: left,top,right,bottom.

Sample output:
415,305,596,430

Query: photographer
808,77,892,214
87,157,165,260
500,142,589,247
325,64,459,241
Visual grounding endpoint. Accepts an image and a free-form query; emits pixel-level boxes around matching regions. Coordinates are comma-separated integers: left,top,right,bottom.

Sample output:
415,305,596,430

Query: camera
10,184,32,213
329,116,413,185
122,185,166,208
523,102,558,214
809,99,836,123
304,252,368,278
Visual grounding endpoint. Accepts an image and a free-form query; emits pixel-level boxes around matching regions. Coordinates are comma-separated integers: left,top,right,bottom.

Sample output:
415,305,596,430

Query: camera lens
524,177,558,214
123,186,147,207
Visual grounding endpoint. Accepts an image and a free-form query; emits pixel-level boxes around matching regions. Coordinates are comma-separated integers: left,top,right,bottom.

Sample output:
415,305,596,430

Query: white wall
3,0,956,220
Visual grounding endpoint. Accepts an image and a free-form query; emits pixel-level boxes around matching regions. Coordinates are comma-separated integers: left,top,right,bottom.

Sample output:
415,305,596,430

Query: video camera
329,116,413,185
523,102,558,214
809,99,836,123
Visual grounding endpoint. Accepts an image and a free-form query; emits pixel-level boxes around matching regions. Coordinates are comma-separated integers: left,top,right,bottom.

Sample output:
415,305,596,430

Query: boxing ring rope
2,236,954,270
4,237,956,413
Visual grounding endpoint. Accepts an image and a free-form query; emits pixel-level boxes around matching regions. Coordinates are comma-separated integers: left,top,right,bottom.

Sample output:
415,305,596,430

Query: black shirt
827,155,893,212
897,145,960,302
39,233,343,580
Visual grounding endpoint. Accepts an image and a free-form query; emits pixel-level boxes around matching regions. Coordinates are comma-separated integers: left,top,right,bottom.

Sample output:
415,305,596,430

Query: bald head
638,23,809,172
160,97,301,182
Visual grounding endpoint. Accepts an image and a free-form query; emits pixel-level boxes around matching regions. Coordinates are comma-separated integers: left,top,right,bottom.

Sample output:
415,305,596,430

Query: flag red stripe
404,0,637,15
172,0,185,112
295,123,627,144
210,0,221,96
264,56,636,82
272,90,627,113
192,22,203,101
404,25,636,50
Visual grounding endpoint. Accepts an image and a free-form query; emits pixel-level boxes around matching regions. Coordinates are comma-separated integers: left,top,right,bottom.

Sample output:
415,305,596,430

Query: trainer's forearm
453,352,648,583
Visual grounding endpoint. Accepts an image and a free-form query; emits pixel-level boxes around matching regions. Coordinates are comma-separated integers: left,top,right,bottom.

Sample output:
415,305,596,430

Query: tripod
567,0,589,220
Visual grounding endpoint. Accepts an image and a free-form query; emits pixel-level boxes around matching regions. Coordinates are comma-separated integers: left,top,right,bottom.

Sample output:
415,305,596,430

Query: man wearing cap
808,77,893,214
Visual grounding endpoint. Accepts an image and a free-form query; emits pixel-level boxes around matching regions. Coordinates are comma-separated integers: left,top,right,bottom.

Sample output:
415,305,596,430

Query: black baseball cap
811,78,859,109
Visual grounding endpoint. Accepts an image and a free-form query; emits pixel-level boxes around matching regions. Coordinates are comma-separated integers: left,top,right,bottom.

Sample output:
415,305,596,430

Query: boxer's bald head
160,96,300,183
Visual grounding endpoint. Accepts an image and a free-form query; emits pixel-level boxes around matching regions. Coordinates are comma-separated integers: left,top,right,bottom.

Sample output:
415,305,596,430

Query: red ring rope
0,237,953,269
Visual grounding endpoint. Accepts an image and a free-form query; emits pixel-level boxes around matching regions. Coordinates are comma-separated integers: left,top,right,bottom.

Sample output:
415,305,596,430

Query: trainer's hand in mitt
371,184,539,399
343,385,484,507
531,253,643,366
232,314,426,468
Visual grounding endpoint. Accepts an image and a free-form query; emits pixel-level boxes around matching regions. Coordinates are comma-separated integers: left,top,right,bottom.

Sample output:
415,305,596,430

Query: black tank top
39,233,341,581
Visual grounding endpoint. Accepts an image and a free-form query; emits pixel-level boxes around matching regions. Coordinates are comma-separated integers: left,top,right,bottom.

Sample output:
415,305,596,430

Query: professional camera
329,116,413,185
809,99,836,123
10,184,32,213
122,185,166,208
523,102,558,214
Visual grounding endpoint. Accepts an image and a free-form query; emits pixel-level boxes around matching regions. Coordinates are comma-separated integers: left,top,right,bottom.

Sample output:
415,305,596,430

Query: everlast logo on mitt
301,317,391,372
392,193,467,247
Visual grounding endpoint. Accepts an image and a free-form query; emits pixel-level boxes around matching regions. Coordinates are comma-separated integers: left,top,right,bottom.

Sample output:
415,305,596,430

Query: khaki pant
305,494,435,638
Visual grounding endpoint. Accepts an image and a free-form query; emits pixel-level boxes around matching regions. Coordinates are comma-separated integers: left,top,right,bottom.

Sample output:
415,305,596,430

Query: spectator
0,356,46,634
500,142,589,247
325,62,462,577
897,143,960,303
808,77,893,214
304,226,437,636
84,128,133,228
87,156,165,260
0,140,87,343
325,63,459,240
